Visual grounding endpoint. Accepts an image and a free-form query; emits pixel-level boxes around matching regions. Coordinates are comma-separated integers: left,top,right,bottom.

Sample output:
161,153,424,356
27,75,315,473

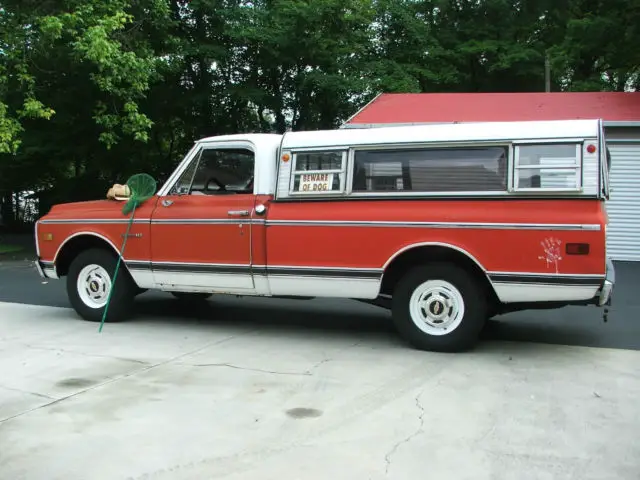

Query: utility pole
545,53,551,92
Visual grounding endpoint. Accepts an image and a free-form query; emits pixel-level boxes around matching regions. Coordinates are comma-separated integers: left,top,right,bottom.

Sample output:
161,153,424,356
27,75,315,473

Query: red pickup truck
34,119,615,352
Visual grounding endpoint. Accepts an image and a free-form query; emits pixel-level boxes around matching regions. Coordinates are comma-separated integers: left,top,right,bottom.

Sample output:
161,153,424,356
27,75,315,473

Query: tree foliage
0,0,638,226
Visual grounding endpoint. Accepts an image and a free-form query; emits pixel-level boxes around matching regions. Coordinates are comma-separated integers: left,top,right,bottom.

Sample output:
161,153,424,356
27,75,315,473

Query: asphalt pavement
0,257,638,351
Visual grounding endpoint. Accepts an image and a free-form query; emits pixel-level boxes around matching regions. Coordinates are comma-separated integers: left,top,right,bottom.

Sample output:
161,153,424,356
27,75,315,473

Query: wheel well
380,246,500,309
55,235,119,277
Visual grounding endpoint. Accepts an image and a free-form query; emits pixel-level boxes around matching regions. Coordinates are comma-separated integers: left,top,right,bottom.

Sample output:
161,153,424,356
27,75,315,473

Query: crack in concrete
185,340,364,378
22,343,149,365
0,330,255,424
304,340,363,374
0,384,58,401
384,390,426,476
305,357,333,374
187,363,312,376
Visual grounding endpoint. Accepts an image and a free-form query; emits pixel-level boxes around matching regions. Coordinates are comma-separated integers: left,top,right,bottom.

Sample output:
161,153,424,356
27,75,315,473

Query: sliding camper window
289,150,347,195
512,143,582,192
351,146,508,193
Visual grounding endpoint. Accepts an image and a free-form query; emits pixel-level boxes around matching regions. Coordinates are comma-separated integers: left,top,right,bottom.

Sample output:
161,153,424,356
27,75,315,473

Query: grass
0,243,24,255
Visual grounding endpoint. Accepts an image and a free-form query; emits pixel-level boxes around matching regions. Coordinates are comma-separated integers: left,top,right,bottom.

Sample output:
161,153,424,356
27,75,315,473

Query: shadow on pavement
2,260,639,351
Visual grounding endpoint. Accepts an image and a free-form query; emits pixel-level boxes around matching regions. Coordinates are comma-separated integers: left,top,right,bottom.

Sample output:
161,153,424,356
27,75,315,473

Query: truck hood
43,198,155,220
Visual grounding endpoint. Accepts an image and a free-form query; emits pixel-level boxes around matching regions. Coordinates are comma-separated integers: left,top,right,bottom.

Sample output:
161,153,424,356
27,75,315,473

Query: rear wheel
391,262,487,352
67,248,136,323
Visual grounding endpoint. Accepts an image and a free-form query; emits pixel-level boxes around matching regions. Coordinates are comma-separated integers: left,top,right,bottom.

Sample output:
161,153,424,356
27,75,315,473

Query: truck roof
195,132,283,145
280,119,601,151
194,119,601,153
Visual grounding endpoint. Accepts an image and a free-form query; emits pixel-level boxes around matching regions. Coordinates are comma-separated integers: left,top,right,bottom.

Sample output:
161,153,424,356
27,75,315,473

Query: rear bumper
597,257,615,306
35,260,45,278
35,259,59,280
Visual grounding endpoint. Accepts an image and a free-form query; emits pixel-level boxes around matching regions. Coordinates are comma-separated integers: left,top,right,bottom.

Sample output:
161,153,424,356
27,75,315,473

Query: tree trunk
0,192,15,228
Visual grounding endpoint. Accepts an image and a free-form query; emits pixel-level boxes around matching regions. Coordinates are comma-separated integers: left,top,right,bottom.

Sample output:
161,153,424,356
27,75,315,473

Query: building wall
603,126,640,261
605,126,640,141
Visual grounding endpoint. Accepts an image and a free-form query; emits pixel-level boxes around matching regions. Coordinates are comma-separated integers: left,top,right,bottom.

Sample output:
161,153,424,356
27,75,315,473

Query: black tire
391,262,487,353
66,248,137,323
170,292,213,301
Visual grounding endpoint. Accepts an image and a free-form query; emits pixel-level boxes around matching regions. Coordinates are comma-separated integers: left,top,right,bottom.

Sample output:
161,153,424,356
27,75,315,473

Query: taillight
566,243,590,255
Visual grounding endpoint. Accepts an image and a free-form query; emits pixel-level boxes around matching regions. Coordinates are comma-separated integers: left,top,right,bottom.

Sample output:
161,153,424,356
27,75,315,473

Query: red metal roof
346,92,640,125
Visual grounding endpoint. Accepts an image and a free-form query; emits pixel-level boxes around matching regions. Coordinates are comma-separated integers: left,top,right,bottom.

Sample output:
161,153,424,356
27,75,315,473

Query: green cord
96,172,156,332
98,200,138,333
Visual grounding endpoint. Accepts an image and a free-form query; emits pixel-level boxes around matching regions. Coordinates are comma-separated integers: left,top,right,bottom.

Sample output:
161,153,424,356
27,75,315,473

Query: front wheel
67,248,136,323
391,262,487,352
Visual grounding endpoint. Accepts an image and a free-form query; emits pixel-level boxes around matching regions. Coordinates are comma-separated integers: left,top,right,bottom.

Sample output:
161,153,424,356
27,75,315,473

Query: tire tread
66,248,136,323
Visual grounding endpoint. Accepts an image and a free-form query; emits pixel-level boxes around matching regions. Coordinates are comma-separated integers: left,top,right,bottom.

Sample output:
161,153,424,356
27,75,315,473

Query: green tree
550,0,640,91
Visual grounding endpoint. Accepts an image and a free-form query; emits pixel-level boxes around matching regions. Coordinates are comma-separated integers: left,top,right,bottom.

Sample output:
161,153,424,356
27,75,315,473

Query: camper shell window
351,146,508,193
289,150,348,195
513,143,582,192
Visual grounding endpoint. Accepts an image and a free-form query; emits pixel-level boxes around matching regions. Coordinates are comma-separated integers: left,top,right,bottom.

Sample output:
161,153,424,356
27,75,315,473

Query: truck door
149,142,257,292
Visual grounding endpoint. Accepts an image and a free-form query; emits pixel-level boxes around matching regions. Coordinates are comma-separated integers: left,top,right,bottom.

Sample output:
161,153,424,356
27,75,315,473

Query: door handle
161,199,173,207
228,209,249,217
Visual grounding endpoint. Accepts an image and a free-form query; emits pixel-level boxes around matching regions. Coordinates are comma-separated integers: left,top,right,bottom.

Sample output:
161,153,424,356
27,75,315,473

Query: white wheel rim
409,279,465,336
77,264,112,309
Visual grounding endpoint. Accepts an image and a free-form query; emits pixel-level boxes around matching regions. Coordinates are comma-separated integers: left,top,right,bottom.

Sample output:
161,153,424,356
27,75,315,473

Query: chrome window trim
287,149,349,197
511,142,583,193
347,141,511,197
158,140,258,197
157,143,199,196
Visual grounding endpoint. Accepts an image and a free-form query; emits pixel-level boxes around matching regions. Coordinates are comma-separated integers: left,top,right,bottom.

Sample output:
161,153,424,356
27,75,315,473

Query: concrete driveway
2,298,640,480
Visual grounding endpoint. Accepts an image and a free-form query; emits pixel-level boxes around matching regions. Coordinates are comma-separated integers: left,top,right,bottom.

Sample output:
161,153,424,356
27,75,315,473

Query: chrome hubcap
77,264,112,309
409,280,465,336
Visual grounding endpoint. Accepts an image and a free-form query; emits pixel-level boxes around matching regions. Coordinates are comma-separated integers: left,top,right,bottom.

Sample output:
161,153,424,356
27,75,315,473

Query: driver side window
171,147,255,196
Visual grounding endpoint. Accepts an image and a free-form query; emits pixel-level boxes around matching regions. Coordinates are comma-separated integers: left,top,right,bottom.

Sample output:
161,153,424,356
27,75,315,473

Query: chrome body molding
150,218,263,225
488,271,606,303
488,272,604,284
33,231,135,281
491,283,601,303
383,242,489,272
36,218,601,231
265,220,601,231
53,231,124,267
39,218,265,225
39,218,151,225
126,261,383,279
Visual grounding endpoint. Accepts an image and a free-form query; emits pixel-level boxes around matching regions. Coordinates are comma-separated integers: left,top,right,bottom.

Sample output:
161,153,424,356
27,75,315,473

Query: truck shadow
4,260,637,351
129,293,639,351
132,295,395,333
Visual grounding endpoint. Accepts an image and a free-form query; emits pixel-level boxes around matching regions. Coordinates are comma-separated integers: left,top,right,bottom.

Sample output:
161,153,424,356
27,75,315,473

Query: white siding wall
606,142,640,261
